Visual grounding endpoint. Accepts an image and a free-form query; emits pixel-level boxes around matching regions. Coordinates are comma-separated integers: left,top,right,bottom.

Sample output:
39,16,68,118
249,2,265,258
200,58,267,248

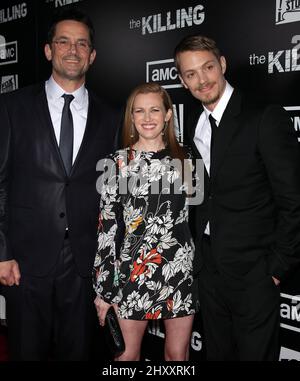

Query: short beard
202,93,220,106
55,67,86,82
63,71,85,81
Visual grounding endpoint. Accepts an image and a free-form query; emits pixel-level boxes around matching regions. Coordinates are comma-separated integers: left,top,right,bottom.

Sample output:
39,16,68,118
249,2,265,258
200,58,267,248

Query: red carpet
0,326,8,361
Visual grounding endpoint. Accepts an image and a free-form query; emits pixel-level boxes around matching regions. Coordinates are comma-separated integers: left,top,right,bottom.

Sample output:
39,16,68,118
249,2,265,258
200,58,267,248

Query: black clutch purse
104,306,125,357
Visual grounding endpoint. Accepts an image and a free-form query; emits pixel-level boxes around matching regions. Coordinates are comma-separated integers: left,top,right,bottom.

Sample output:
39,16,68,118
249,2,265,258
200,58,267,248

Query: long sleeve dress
93,148,199,320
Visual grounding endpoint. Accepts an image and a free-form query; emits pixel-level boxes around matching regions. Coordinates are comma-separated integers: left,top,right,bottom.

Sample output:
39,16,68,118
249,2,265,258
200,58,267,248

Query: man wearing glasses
0,7,119,360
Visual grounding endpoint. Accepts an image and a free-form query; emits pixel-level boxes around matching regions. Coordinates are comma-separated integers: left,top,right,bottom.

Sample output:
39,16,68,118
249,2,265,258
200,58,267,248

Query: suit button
59,212,65,218
209,194,213,199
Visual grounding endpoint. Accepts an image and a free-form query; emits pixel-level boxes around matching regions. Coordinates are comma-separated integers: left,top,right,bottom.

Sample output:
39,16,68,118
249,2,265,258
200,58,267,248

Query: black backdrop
1,0,300,361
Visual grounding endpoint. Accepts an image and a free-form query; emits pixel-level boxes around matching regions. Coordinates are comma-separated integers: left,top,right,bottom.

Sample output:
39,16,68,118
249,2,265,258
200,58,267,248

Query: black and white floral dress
93,148,198,320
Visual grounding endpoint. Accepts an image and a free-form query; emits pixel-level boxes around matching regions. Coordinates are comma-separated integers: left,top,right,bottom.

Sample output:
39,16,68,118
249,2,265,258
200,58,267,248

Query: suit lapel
70,92,99,173
34,84,66,174
210,90,242,179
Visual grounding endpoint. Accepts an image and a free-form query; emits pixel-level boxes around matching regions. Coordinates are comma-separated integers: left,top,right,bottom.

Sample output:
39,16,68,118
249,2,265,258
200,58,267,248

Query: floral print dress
93,148,198,320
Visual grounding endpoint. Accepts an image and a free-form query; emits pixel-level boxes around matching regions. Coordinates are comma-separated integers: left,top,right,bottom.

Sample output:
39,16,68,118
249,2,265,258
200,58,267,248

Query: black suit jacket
186,89,300,283
0,83,120,277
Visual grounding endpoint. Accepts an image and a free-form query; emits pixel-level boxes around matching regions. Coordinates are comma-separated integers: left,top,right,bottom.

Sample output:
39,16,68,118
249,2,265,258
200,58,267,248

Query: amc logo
280,292,300,332
0,39,18,66
146,59,182,89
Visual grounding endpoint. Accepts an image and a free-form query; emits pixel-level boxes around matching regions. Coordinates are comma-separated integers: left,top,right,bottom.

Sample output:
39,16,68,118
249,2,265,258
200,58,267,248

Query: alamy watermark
96,154,204,206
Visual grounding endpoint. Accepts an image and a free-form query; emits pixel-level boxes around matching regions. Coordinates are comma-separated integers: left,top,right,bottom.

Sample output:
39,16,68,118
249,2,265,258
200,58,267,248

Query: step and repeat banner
1,0,300,361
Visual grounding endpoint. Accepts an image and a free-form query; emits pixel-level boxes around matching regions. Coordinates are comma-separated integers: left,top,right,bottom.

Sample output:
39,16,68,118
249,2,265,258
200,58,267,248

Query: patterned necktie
59,94,74,175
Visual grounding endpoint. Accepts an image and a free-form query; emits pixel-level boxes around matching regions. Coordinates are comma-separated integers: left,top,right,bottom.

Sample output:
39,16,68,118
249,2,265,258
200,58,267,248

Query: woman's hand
94,295,112,326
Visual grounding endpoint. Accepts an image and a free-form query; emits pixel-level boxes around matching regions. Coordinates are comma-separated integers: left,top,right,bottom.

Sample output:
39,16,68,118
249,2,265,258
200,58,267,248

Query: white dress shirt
193,81,234,234
45,76,89,164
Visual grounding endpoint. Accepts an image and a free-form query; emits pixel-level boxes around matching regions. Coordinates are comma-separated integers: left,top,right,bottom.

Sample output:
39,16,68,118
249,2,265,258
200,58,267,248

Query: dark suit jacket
186,89,300,283
0,82,120,277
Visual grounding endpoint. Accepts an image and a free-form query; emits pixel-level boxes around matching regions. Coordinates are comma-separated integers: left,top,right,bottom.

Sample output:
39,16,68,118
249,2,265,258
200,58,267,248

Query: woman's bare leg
164,315,194,361
115,318,148,361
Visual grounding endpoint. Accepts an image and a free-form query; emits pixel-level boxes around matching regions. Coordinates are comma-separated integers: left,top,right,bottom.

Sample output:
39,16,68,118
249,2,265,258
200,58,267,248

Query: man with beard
0,8,119,360
174,35,300,360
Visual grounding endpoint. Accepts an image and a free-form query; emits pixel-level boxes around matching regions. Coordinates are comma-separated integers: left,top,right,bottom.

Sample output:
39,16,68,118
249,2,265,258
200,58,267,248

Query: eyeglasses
52,38,92,52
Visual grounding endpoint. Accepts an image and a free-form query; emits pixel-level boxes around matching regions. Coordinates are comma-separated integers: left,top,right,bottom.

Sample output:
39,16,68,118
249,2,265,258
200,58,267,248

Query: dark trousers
198,236,281,361
3,238,95,361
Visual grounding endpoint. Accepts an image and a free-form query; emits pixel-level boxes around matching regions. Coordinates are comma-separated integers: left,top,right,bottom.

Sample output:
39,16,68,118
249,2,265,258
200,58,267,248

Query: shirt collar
45,75,88,110
203,81,234,124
